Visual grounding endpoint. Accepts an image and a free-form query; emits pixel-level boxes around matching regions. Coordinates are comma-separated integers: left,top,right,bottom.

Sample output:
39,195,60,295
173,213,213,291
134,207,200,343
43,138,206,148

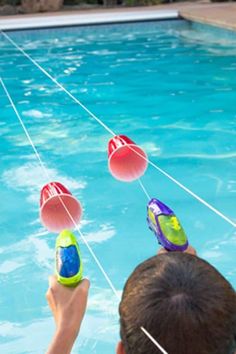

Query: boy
46,246,236,354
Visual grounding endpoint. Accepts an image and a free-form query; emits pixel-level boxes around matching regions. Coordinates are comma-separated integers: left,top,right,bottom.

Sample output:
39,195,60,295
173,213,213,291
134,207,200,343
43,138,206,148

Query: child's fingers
184,245,197,256
48,275,58,289
46,288,57,312
80,278,90,291
157,246,197,256
157,247,168,255
75,279,90,298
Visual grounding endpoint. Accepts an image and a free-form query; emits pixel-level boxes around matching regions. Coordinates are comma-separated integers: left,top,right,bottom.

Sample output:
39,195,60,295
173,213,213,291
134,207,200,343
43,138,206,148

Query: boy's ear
116,341,126,354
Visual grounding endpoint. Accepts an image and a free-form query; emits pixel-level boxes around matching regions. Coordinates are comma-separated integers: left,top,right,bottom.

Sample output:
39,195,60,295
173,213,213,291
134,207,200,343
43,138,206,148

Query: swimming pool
0,19,235,354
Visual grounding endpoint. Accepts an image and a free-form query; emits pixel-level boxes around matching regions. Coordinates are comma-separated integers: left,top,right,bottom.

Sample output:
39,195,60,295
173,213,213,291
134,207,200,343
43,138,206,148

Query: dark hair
119,253,236,354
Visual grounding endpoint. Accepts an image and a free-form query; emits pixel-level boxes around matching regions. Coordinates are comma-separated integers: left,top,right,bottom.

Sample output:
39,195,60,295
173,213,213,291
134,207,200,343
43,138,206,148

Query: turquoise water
0,20,235,353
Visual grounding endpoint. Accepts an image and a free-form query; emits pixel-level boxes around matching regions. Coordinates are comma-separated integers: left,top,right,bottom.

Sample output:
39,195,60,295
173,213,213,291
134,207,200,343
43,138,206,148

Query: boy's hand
157,245,197,256
46,276,90,338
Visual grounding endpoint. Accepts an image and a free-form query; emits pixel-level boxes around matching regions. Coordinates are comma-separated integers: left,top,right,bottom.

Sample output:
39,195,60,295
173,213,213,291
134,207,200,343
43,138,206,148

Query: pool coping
180,3,236,32
0,9,179,31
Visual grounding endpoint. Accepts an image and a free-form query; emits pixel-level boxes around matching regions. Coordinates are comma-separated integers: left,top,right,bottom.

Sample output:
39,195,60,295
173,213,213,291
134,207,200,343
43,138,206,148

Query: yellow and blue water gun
55,229,83,286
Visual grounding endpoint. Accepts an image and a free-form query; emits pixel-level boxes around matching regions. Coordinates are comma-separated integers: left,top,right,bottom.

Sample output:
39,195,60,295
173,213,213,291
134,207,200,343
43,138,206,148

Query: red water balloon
40,182,82,233
108,135,147,182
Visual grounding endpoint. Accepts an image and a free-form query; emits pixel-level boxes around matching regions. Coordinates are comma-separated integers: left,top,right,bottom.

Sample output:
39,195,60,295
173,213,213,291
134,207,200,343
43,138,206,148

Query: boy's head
118,253,236,354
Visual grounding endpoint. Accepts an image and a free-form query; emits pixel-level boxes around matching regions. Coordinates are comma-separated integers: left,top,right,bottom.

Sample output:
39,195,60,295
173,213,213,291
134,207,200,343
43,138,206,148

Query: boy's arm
46,276,90,354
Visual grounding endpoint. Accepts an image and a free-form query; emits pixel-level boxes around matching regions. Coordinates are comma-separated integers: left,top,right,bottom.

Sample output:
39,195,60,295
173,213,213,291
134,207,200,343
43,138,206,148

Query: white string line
141,327,168,354
3,30,234,354
1,77,168,354
0,29,154,207
0,77,119,300
55,188,121,299
130,146,236,228
0,31,115,137
138,179,151,200
1,30,235,229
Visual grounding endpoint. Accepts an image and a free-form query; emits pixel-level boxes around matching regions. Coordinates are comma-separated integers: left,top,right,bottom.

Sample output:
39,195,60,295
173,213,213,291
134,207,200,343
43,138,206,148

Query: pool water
0,20,235,354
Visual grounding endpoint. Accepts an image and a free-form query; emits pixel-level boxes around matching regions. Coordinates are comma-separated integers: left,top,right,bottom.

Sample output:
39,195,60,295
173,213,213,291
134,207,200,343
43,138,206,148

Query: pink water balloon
40,182,82,233
108,135,148,182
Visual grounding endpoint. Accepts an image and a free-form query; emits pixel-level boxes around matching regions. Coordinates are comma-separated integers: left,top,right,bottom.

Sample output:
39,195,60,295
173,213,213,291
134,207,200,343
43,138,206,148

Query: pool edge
0,10,179,31
180,11,236,33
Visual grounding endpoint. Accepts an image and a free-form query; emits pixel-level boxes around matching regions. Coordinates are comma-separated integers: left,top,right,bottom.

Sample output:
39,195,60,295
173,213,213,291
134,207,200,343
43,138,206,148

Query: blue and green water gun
55,229,83,286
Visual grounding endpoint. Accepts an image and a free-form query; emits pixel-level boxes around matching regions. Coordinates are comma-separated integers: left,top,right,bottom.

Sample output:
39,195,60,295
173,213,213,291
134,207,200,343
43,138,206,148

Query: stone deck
180,3,236,31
